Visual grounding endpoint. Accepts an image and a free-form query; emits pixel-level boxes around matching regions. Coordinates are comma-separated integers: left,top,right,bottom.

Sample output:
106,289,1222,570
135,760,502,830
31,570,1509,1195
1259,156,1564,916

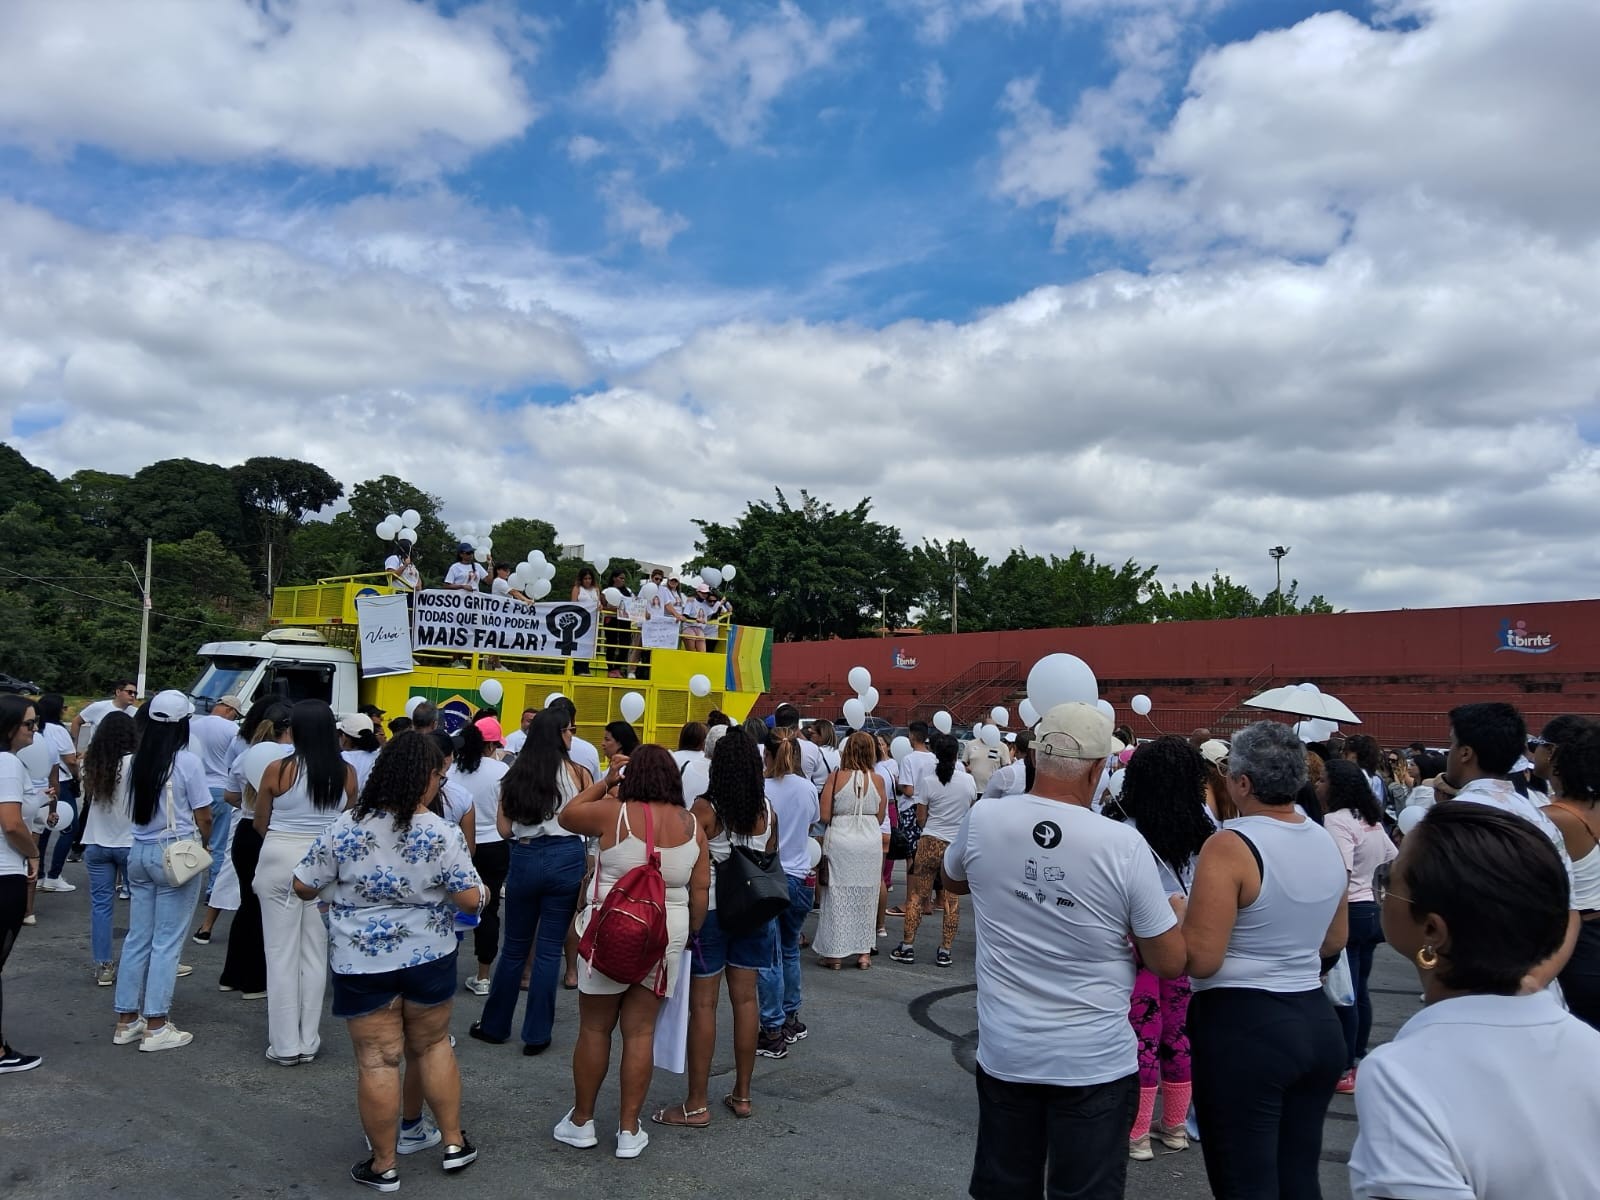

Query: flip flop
855,955,872,970
819,958,842,970
886,907,908,917
651,1104,710,1128
722,1095,753,1120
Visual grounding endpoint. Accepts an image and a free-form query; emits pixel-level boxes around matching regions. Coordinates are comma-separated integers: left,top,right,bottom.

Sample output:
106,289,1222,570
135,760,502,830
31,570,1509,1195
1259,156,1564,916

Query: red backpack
578,803,670,996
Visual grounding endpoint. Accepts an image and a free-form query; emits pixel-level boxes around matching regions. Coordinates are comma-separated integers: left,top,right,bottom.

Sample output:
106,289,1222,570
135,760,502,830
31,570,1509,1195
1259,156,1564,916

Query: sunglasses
20,719,37,730
1528,736,1552,749
1373,863,1412,906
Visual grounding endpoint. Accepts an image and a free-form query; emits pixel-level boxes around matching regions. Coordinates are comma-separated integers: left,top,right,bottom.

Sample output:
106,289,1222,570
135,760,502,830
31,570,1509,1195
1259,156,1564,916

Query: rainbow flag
725,625,772,694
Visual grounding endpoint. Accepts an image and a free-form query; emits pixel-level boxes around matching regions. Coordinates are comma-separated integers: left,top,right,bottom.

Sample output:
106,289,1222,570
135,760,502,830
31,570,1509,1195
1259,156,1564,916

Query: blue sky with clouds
0,0,1596,609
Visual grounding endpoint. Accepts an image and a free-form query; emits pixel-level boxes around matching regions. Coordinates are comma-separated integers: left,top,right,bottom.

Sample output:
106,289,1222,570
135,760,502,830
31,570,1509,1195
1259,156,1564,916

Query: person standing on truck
385,550,421,592
445,544,490,592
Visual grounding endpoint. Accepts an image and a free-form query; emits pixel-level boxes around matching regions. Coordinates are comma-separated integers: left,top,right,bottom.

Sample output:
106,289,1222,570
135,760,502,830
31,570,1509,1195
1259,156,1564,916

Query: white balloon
540,562,557,580
806,838,823,869
847,666,872,694
990,706,1008,728
700,567,723,588
1018,699,1039,727
980,723,1002,748
720,564,736,581
474,548,489,563
480,537,492,551
531,578,552,600
374,521,391,539
1397,805,1428,835
602,587,623,606
385,513,403,528
1026,653,1099,714
842,698,866,730
619,692,645,724
544,692,566,708
401,509,421,528
933,710,953,735
686,674,711,698
405,696,426,718
1130,694,1153,717
639,582,659,603
1096,698,1116,723
890,735,912,764
861,686,880,713
397,527,417,544
479,679,504,707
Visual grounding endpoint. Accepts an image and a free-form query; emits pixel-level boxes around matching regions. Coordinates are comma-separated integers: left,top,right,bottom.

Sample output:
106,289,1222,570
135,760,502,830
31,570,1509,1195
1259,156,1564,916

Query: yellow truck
187,575,772,746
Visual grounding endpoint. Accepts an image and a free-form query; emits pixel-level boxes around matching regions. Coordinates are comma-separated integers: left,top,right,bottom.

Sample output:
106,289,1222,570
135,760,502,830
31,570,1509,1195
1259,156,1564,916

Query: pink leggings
1130,967,1192,1086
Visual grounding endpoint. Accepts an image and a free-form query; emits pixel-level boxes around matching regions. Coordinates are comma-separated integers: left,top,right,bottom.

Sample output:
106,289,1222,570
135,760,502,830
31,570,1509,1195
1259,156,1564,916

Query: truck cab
188,628,359,715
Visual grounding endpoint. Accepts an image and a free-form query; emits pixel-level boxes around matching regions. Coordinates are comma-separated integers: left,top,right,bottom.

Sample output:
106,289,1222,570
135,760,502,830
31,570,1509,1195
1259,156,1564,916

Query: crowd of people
3,680,1599,1198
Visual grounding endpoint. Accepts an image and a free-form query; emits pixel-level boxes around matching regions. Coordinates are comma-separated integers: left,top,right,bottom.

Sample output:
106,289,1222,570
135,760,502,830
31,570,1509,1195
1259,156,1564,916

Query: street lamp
1268,545,1290,614
878,587,889,637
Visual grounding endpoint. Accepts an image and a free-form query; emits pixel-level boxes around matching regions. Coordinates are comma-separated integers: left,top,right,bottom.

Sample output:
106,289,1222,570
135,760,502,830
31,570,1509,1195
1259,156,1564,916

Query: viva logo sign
1496,619,1556,655
892,647,918,670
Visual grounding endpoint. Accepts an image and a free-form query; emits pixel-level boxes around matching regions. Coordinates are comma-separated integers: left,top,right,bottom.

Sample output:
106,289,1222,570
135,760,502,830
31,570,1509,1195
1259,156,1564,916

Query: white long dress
813,770,883,959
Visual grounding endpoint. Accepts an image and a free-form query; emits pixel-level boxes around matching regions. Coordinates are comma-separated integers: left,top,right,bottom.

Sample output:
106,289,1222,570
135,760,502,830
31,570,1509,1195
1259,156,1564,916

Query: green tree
908,538,991,632
490,517,560,570
121,458,246,552
692,490,912,640
1148,572,1263,622
231,457,343,589
346,475,454,579
0,442,67,512
152,531,256,612
286,513,367,582
63,468,130,557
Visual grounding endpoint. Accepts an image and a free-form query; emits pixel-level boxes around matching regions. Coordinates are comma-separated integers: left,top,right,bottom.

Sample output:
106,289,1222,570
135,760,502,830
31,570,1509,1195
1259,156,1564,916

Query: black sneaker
192,928,212,945
889,944,916,964
782,1017,808,1044
441,1133,478,1172
935,949,953,968
756,1029,789,1059
350,1158,399,1192
0,1045,41,1074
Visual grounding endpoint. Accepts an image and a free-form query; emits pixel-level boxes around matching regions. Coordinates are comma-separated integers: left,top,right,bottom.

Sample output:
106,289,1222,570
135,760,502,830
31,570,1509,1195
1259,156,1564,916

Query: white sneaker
140,1023,194,1052
112,1019,147,1045
464,976,490,996
397,1115,442,1155
37,877,75,893
615,1126,649,1160
176,964,194,978
553,1109,598,1149
1128,1134,1153,1162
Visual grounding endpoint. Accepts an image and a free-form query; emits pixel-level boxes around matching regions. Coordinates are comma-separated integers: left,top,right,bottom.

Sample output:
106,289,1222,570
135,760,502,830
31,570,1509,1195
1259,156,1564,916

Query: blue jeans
84,843,130,963
38,778,78,878
758,874,813,1032
113,842,205,1018
479,836,586,1046
204,790,234,898
1337,900,1384,1067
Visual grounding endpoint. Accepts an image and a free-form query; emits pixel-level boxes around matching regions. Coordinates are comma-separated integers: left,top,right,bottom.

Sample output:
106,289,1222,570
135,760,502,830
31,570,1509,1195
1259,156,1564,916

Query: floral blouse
294,809,481,975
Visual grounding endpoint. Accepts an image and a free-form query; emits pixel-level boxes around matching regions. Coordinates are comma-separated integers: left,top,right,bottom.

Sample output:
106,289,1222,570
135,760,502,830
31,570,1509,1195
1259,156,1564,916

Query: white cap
148,689,193,724
337,713,375,738
1035,703,1120,761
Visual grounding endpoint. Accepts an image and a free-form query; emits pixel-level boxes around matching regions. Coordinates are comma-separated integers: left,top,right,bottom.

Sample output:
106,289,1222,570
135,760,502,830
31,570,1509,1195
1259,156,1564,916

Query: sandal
798,934,810,949
722,1095,753,1120
819,958,842,970
855,954,872,970
886,906,907,918
651,1103,711,1128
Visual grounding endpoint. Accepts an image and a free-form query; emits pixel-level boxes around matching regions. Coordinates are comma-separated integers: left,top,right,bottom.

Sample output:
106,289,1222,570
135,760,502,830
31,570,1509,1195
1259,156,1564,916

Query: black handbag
887,825,911,861
716,845,791,934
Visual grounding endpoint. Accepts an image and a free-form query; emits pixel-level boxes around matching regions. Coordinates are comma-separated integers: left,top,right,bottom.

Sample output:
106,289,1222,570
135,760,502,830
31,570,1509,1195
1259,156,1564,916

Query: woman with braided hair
294,730,485,1190
1117,735,1215,1161
653,726,776,1127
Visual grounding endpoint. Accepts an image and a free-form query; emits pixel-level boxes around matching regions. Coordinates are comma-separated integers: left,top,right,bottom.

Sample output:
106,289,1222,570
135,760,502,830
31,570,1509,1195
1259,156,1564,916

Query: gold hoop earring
1416,945,1439,970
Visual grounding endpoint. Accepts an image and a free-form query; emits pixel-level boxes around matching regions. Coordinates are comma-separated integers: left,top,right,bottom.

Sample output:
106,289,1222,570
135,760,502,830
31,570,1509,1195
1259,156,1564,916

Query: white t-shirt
983,761,1028,799
444,561,488,590
233,743,293,818
1414,778,1574,885
43,723,77,778
900,748,936,796
491,577,512,597
342,748,379,794
188,713,239,791
764,773,821,878
82,755,134,849
504,728,527,755
1350,991,1600,1200
915,768,978,843
15,736,58,793
681,754,712,808
129,750,213,843
568,735,600,782
384,555,421,591
944,795,1177,1087
451,756,510,844
441,776,473,829
0,752,30,875
75,698,124,755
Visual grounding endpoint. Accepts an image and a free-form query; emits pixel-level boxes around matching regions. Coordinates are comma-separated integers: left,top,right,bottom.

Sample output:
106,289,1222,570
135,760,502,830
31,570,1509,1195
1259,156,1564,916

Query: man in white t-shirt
443,544,489,591
502,708,537,755
187,695,242,900
545,697,600,780
943,702,1185,1199
70,679,139,756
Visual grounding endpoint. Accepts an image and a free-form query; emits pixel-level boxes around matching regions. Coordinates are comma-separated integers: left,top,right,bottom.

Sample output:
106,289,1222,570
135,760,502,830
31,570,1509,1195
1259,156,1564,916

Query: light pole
1268,545,1290,614
878,587,889,637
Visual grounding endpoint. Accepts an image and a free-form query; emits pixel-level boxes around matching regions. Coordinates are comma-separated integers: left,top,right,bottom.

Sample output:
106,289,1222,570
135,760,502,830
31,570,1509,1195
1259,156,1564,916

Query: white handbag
160,779,212,887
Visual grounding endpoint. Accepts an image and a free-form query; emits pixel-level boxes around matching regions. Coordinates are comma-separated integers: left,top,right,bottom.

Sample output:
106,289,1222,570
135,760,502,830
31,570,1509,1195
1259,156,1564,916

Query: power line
0,565,245,631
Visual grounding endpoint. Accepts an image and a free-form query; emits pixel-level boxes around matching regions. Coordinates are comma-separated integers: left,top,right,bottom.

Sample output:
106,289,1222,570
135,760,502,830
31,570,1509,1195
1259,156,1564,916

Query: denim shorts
692,907,777,977
331,951,458,1019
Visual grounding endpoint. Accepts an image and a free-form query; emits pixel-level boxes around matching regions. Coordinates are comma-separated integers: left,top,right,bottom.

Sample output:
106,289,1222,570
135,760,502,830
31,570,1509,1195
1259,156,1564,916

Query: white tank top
1190,813,1346,994
267,759,345,836
701,797,770,912
1551,803,1600,910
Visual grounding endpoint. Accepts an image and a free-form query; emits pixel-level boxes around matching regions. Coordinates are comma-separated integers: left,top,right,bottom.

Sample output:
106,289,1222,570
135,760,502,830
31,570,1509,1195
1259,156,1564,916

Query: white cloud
566,135,608,164
912,64,948,114
599,172,690,251
0,0,536,172
584,0,862,145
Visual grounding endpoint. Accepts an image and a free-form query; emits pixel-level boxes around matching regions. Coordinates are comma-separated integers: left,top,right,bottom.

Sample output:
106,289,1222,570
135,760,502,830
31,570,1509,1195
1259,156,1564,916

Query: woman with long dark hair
254,699,355,1064
602,720,639,760
217,700,291,998
891,733,975,968
600,567,638,679
452,722,510,997
293,731,485,1189
571,566,601,675
112,690,214,1052
1543,725,1600,1029
471,708,591,1052
1117,736,1214,1160
1321,757,1397,1092
0,694,43,1072
80,711,139,987
654,728,775,1127
32,693,80,892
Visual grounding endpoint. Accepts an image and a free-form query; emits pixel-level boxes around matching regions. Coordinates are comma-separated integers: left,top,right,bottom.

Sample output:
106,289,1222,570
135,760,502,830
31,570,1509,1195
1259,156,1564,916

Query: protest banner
641,616,681,650
355,592,414,677
413,589,598,661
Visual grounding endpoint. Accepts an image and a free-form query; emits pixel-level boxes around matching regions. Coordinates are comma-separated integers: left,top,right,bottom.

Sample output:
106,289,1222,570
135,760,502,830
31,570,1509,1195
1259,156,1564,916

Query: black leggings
1559,917,1600,1031
0,875,25,1044
471,840,510,966
219,821,266,993
1189,986,1345,1199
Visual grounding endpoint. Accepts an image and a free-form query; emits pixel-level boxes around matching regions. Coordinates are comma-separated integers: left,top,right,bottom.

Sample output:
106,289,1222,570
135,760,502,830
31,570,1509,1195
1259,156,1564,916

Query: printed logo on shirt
1495,618,1556,655
1055,895,1075,908
1025,858,1038,882
1042,865,1065,882
1032,821,1062,849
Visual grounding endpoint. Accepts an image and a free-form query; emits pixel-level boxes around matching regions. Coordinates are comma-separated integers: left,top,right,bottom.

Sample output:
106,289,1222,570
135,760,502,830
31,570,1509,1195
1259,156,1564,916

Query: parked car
834,715,896,740
0,672,40,696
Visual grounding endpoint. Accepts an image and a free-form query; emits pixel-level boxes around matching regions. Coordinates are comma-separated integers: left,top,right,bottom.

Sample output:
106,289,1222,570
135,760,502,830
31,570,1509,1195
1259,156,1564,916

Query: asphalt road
3,867,1413,1199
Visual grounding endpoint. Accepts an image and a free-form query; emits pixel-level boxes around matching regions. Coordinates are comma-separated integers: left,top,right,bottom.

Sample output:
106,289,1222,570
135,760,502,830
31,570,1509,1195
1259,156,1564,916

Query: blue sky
0,0,1596,610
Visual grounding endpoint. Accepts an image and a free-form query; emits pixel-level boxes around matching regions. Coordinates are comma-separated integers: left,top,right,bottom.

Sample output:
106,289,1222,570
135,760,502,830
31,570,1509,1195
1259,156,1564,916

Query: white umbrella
1244,686,1361,725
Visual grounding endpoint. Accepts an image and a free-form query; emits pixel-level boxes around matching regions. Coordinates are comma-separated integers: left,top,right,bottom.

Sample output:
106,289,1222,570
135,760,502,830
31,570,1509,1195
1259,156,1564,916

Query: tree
1147,572,1263,622
909,538,991,632
63,468,130,557
0,442,67,512
152,531,256,612
489,517,560,570
346,475,455,579
693,490,912,640
1264,581,1336,616
286,513,367,583
231,457,343,589
121,458,246,552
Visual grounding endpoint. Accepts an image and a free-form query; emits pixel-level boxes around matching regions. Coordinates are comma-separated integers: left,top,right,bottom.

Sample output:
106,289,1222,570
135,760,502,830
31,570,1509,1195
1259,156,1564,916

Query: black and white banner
355,593,415,677
413,589,598,661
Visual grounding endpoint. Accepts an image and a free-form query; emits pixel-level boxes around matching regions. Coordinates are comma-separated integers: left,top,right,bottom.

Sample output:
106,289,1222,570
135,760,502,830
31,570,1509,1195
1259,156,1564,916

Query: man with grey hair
944,702,1187,1199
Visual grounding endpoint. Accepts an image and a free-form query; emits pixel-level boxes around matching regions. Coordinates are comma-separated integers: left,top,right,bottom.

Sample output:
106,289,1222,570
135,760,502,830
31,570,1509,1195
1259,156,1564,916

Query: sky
1,0,1596,612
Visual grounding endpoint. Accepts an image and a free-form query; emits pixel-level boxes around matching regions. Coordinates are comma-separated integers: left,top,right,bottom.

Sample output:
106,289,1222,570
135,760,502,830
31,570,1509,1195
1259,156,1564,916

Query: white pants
209,814,242,911
254,831,327,1059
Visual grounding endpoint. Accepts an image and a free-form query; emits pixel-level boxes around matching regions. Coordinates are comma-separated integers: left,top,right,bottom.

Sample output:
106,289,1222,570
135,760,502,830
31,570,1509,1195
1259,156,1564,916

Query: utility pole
266,539,274,608
137,538,152,698
878,587,889,637
1268,545,1290,615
